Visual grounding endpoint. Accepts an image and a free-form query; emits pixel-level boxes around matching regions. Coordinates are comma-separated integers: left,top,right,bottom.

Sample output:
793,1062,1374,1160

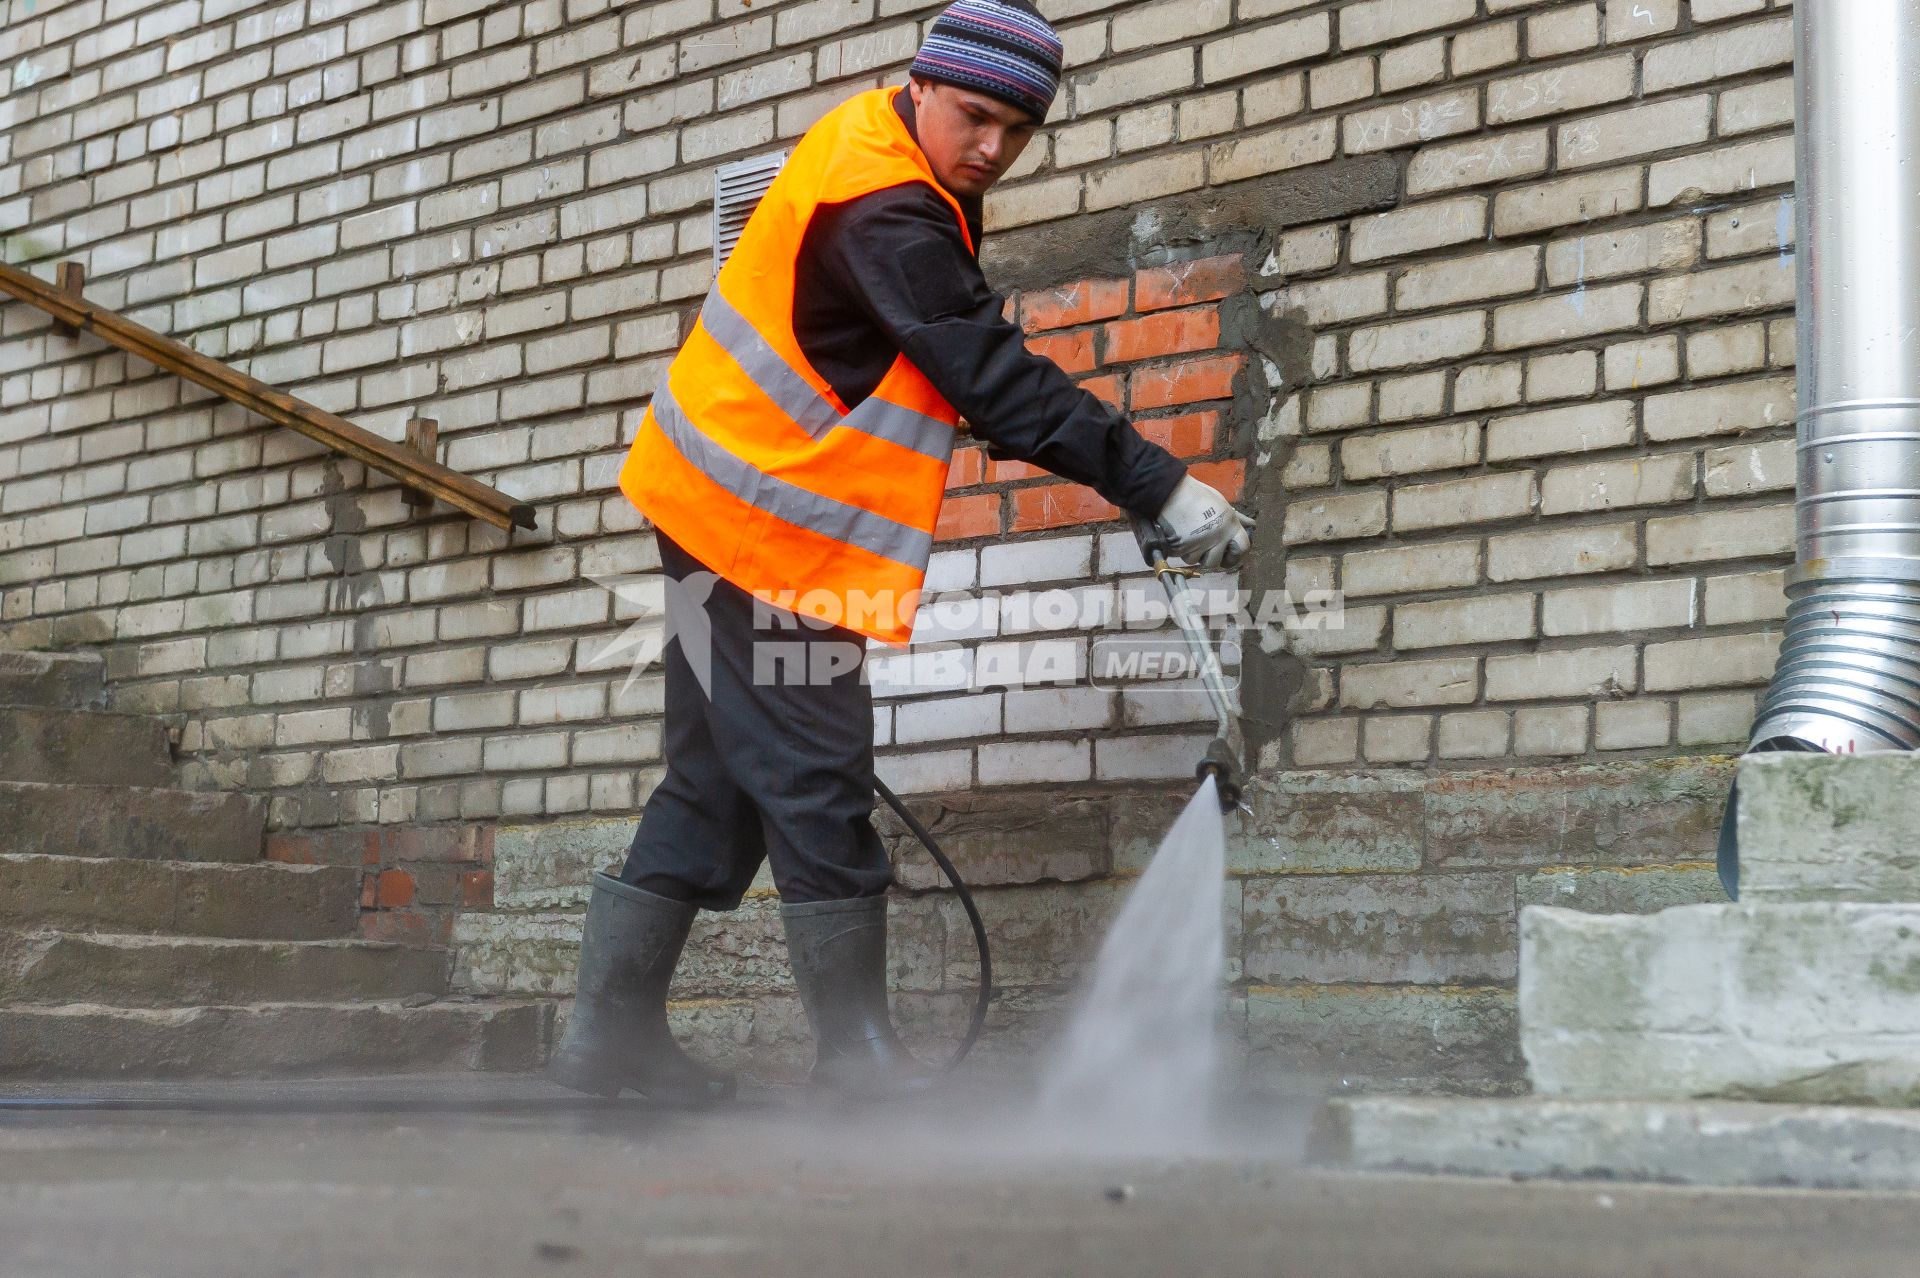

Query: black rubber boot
780,894,934,1100
546,873,735,1104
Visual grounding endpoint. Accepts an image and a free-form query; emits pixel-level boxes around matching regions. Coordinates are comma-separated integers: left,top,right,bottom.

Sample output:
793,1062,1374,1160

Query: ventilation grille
712,151,788,270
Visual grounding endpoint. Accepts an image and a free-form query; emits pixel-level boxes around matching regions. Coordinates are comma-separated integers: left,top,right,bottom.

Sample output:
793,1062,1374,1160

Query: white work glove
1154,473,1254,571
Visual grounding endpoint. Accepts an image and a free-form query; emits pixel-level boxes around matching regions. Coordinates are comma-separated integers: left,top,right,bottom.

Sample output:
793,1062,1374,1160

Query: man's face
908,77,1039,199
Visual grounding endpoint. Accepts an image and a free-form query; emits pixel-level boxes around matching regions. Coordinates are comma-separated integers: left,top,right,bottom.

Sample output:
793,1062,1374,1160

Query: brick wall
2,0,1794,826
0,0,1792,1084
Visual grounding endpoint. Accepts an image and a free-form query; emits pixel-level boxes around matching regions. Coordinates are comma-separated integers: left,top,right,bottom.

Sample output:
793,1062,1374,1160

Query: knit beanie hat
908,0,1064,123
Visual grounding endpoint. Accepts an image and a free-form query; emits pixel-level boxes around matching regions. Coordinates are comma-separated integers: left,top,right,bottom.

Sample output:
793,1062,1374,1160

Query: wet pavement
5,1074,1920,1277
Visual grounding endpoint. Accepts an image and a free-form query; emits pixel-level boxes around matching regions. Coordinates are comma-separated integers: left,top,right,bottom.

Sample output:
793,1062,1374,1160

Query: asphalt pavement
5,1074,1920,1277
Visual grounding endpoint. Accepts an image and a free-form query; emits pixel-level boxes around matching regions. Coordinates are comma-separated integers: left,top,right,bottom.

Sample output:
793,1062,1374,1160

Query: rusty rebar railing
1,259,536,531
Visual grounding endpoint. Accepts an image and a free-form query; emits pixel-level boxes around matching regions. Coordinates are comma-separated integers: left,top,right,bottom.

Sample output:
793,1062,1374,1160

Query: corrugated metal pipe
1723,0,1920,894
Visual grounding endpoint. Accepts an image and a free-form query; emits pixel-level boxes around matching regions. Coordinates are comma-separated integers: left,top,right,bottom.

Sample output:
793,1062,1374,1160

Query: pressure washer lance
1129,512,1247,813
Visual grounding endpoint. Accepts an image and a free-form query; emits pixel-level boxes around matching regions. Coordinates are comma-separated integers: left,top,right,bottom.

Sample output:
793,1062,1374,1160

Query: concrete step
0,999,555,1078
0,650,105,710
1313,1095,1920,1192
0,932,450,1007
0,854,360,941
0,781,264,863
1736,751,1920,903
1521,901,1920,1105
0,706,171,787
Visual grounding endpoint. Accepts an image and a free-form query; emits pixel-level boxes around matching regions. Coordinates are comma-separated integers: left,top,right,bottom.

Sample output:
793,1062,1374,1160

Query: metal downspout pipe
1725,0,1920,893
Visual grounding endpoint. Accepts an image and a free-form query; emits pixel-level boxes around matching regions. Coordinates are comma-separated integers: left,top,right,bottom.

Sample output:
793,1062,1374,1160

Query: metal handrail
0,259,536,531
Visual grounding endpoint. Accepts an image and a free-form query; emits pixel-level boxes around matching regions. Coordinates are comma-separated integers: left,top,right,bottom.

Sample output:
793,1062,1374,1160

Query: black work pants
616,531,893,908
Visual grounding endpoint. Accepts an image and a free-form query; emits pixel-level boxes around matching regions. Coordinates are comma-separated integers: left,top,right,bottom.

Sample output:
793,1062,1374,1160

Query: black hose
874,776,992,1073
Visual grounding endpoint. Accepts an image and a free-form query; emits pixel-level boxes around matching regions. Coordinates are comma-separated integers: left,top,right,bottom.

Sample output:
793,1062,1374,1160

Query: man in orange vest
549,0,1254,1104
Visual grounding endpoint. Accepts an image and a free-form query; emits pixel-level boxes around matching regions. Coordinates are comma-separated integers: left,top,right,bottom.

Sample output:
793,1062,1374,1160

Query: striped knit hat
909,0,1064,123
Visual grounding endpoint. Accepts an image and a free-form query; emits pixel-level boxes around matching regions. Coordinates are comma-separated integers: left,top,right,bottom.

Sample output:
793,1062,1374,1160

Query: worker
548,0,1254,1104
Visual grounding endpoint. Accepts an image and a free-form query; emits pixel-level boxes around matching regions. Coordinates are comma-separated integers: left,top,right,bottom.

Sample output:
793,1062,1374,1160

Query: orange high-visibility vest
618,87,973,646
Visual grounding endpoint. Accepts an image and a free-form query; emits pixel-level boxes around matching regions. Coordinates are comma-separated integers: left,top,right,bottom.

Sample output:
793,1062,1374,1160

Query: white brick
1526,3,1598,57
1380,37,1447,93
980,536,1091,588
1494,166,1643,237
1514,705,1588,756
1595,700,1672,751
1094,733,1213,782
876,748,972,794
1340,0,1476,48
1645,631,1782,691
1704,439,1796,499
1291,718,1359,765
1378,372,1448,422
1646,507,1794,566
1207,118,1335,184
1341,421,1479,480
979,738,1091,785
1086,149,1205,211
1487,644,1636,702
1647,257,1795,325
1341,656,1479,710
1438,710,1511,759
1524,350,1598,402
1282,492,1389,544
1349,311,1487,373
1454,362,1524,413
1486,56,1634,125
1451,21,1521,75
1719,77,1793,137
1603,336,1682,392
895,692,1003,744
1557,95,1712,171
1004,687,1114,733
1342,540,1480,599
1540,452,1696,515
1407,129,1550,196
1677,692,1754,747
1073,49,1194,115
1543,578,1697,637
1704,569,1788,625
1686,323,1768,379
1544,220,1700,287
1309,57,1376,110
1648,136,1794,208
1486,523,1637,582
1343,88,1479,154
1491,283,1642,351
1363,715,1432,763
1394,246,1538,310
1393,591,1534,650
1394,472,1535,532
1643,375,1794,442
1602,0,1679,42
1198,12,1328,82
1642,16,1792,93
1485,401,1636,463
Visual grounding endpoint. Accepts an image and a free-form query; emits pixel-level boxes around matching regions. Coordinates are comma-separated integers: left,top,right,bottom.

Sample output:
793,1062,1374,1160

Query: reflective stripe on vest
615,86,971,646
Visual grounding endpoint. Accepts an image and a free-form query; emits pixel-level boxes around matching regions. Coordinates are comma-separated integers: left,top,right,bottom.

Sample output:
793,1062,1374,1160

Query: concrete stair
1521,751,1920,1106
0,650,553,1081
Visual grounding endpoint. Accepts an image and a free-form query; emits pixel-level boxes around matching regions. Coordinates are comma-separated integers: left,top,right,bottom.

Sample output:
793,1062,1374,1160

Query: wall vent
712,151,788,271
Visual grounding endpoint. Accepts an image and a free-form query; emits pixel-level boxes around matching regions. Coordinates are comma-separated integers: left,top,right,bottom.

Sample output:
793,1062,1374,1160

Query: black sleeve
811,183,1187,518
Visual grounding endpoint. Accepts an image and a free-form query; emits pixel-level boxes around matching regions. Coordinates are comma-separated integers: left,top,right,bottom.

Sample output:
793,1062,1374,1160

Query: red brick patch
1028,328,1098,374
1011,483,1119,532
935,493,1001,540
946,447,984,490
1021,278,1128,332
1103,306,1221,365
375,868,415,909
461,870,495,910
1129,353,1243,411
1135,253,1246,313
1137,410,1218,458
